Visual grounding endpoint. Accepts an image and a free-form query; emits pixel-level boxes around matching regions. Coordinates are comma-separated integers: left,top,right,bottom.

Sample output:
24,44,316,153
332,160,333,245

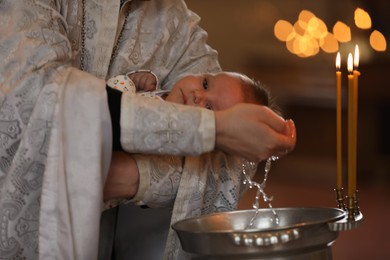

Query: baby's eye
202,78,208,90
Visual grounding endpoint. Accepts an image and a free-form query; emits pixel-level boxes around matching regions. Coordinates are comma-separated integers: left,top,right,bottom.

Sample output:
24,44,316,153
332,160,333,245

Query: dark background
187,1,390,259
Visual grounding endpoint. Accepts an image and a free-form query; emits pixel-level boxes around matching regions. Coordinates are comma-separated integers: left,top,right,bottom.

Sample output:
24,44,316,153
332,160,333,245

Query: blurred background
187,0,390,259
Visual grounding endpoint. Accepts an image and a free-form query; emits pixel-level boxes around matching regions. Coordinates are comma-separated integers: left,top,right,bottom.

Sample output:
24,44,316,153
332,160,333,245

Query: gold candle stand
329,189,363,231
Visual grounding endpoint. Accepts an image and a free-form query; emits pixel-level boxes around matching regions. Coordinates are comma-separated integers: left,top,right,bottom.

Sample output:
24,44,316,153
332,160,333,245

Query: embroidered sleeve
131,154,184,208
120,92,215,155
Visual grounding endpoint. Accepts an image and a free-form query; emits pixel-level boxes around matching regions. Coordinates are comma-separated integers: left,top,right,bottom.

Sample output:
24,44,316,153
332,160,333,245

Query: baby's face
166,72,246,111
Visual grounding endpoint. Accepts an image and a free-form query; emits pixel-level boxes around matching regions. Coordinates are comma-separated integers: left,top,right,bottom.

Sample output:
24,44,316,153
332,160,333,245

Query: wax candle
335,52,343,190
347,53,354,198
352,45,360,195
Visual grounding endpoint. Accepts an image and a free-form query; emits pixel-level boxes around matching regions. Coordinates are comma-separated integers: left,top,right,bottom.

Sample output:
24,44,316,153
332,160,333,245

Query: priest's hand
103,152,139,202
215,103,296,163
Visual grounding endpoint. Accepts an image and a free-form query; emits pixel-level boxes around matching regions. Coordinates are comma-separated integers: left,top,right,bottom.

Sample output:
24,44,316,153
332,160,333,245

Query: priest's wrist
103,152,140,202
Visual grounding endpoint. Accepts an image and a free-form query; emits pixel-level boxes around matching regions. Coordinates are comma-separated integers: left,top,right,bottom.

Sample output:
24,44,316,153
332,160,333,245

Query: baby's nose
193,91,207,107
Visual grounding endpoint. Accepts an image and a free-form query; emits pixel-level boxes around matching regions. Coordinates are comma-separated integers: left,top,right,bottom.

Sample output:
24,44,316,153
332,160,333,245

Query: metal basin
172,207,345,259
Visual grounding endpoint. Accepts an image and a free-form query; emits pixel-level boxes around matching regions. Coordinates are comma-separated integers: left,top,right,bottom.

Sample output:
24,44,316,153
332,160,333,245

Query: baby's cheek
165,90,184,104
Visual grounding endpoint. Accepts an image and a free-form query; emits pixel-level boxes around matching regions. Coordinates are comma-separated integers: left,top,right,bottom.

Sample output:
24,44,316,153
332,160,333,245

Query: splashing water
242,157,280,230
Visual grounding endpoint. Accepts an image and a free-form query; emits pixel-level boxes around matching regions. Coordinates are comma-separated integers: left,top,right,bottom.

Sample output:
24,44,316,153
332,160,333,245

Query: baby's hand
128,71,157,92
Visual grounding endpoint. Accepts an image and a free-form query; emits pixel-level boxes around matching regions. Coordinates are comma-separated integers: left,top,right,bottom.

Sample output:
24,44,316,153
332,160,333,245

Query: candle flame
347,53,353,74
354,45,360,69
336,52,341,71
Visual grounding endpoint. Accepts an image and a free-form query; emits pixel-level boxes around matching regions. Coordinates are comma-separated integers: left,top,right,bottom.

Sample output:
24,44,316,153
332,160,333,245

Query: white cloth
40,69,112,260
0,0,221,259
129,152,256,259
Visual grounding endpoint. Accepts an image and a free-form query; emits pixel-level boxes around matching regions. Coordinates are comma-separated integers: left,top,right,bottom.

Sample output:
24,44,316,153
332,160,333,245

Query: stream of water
242,157,280,230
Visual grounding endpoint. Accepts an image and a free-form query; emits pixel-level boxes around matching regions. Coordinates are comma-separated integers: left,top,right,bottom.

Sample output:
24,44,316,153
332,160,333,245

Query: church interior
187,0,390,259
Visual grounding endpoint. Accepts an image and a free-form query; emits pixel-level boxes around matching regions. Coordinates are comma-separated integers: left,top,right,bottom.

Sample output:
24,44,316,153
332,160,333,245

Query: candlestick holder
329,189,363,231
352,190,361,216
334,188,345,210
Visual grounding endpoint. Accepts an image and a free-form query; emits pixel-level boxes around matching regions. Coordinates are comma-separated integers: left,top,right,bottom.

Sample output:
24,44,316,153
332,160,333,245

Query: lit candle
352,45,360,195
335,52,343,190
347,53,354,198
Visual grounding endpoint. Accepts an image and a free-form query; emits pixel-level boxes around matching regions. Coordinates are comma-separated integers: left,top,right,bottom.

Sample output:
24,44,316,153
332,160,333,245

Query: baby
106,70,272,112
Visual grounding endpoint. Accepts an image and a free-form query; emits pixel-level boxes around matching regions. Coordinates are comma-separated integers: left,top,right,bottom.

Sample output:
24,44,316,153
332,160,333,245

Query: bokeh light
274,7,387,58
333,21,351,43
370,30,387,51
354,8,372,29
274,10,329,57
274,20,294,42
298,10,315,26
307,17,328,39
320,32,339,53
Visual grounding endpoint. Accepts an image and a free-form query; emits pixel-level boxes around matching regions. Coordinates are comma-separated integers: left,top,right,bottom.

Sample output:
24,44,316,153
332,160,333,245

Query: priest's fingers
264,119,296,160
215,104,296,163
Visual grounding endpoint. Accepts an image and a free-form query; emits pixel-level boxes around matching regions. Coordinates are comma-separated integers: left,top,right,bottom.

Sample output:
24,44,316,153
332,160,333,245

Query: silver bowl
172,207,345,259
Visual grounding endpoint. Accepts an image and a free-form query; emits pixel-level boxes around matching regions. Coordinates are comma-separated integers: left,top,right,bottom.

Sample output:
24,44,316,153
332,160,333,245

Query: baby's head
166,72,272,111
